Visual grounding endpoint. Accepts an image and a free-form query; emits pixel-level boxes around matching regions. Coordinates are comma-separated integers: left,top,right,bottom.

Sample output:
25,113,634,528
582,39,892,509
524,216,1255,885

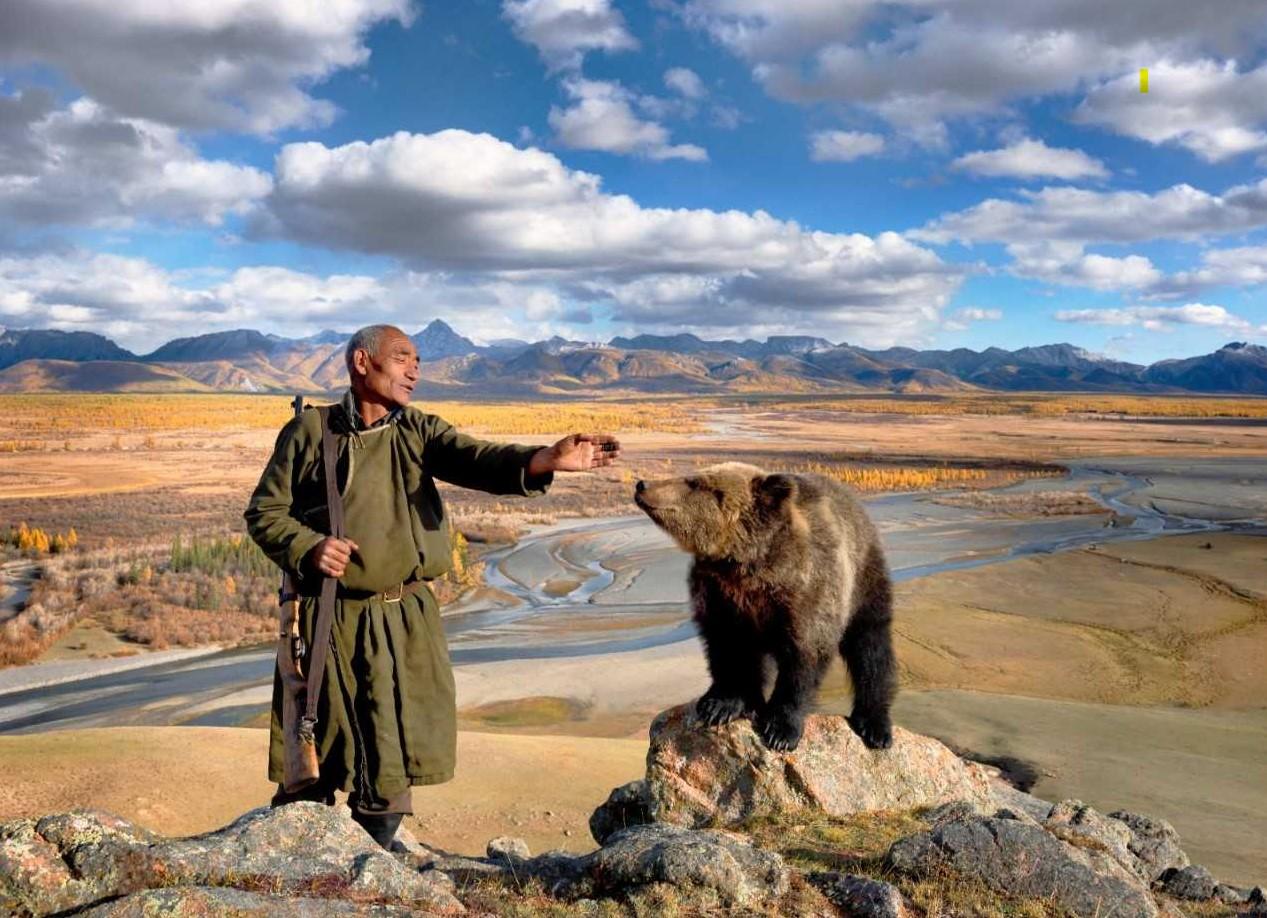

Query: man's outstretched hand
527,433,622,475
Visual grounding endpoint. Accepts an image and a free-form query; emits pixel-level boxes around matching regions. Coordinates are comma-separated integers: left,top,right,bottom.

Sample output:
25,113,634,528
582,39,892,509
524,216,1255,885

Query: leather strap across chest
301,406,346,735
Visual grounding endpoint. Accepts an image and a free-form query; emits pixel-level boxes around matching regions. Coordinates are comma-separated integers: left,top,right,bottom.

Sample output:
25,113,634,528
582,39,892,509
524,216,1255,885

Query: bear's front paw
696,693,750,727
848,712,893,750
755,709,804,752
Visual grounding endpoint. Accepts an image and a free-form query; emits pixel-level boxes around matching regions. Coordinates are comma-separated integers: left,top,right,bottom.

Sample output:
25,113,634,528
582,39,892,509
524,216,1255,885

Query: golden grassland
0,393,706,438
790,461,1042,492
753,393,1267,419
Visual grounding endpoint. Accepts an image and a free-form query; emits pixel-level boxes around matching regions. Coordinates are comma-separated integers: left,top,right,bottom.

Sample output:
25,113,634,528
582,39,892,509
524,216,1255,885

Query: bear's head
633,462,798,561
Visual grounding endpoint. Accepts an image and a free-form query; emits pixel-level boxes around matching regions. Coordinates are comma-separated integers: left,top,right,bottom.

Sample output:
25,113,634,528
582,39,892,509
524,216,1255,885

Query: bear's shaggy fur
634,462,896,751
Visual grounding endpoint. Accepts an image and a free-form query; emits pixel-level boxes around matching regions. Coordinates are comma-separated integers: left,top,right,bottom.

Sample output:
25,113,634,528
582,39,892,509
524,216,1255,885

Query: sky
1,0,1266,362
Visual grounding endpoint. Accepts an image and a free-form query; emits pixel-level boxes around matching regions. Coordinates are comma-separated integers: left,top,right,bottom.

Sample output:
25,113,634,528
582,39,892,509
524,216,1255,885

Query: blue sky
1,0,1266,362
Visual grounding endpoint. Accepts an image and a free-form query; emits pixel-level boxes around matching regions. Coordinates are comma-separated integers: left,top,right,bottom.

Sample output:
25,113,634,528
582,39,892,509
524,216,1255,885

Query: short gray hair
345,324,405,375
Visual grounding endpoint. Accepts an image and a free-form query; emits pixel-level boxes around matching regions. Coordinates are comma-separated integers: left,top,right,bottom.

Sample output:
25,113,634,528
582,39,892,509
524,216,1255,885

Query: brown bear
634,462,895,752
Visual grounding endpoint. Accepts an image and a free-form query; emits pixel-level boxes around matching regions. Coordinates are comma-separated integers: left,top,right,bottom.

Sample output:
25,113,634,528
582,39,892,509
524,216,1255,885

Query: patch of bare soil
0,727,645,857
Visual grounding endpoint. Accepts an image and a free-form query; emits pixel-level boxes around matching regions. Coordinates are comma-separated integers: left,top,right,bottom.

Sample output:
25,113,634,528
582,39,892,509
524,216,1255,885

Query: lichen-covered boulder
0,810,157,917
71,886,422,916
1108,810,1191,882
587,823,788,908
486,835,531,863
0,804,463,917
590,779,653,844
1159,865,1218,901
887,812,1157,918
1045,799,1144,878
646,704,995,829
808,872,908,918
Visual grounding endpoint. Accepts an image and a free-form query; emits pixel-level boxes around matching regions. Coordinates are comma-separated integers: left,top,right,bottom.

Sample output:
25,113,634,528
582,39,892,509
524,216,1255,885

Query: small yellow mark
1140,68,1149,93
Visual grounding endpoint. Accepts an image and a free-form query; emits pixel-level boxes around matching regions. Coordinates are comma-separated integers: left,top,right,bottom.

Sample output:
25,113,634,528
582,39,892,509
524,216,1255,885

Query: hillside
0,329,135,371
1,324,1266,395
0,359,211,393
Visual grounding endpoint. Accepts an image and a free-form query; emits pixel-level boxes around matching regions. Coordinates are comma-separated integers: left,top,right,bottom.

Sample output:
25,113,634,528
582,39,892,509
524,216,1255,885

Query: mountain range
1,322,1266,395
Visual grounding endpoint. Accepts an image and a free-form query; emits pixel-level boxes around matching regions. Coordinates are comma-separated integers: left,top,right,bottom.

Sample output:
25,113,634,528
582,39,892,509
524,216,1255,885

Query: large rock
587,824,789,908
646,704,995,828
72,887,421,916
590,779,653,844
0,805,463,917
1108,810,1191,882
1045,799,1144,878
1159,865,1218,901
887,813,1158,918
808,872,908,918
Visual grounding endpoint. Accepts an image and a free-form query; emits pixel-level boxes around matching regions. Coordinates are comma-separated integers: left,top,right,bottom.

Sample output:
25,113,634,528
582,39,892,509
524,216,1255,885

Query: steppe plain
0,392,1265,884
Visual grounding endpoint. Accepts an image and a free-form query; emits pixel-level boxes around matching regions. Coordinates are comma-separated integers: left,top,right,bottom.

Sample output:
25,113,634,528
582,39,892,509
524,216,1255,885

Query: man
244,324,620,847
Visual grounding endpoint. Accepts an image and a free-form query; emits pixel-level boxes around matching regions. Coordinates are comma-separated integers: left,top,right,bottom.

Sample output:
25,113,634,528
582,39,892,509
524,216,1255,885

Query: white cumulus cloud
1054,303,1262,333
0,91,272,227
672,0,1267,153
809,130,885,162
1075,60,1267,162
548,78,708,161
952,138,1108,180
0,0,413,134
1006,242,1161,291
664,67,707,99
0,251,568,353
261,128,964,343
914,179,1267,245
502,0,638,71
943,306,1002,330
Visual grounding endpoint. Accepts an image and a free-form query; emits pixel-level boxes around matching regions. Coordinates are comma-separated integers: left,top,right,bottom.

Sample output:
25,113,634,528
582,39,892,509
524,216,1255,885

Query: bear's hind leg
841,547,896,750
755,645,831,752
696,627,765,727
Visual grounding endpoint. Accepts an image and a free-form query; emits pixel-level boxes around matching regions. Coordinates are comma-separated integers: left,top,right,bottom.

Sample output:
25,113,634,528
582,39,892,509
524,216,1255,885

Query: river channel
0,457,1263,733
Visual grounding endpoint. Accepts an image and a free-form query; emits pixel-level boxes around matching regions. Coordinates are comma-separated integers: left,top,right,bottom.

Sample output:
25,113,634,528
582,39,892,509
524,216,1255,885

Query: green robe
244,400,551,800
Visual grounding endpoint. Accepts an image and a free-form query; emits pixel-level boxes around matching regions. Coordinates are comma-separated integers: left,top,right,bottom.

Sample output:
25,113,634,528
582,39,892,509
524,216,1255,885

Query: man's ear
754,473,797,510
350,347,370,378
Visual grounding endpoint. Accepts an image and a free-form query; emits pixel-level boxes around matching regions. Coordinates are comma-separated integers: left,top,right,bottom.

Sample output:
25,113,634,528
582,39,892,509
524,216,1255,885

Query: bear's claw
848,712,893,750
696,694,751,727
755,710,804,752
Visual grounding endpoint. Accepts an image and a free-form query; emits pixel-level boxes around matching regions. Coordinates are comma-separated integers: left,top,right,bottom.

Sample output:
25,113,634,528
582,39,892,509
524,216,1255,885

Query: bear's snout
635,479,646,494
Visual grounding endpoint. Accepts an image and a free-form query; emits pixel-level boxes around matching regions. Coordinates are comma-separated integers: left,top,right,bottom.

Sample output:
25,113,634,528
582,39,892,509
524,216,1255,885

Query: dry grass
752,393,1267,419
455,872,832,917
931,490,1106,517
0,394,706,438
738,809,1072,918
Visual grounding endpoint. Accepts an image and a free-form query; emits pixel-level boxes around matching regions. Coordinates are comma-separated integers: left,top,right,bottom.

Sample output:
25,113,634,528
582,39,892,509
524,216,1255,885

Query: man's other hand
308,537,360,578
527,433,622,475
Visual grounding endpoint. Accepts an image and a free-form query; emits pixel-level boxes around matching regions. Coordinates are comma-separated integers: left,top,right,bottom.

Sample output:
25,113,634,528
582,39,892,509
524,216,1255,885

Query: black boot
352,811,404,850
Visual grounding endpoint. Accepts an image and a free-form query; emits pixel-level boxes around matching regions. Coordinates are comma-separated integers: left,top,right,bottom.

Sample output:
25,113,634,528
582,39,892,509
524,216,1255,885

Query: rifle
277,394,319,792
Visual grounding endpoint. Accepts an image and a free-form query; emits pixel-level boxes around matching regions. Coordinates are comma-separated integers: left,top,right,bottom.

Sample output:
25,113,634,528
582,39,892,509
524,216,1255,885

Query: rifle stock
277,394,319,792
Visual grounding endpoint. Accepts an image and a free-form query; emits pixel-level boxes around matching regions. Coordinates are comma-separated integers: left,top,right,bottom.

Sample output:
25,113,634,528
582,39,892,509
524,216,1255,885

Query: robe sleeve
244,415,327,575
421,413,553,496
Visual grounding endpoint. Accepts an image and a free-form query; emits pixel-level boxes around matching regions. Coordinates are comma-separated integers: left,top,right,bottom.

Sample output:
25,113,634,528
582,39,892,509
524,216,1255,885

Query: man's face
352,330,420,408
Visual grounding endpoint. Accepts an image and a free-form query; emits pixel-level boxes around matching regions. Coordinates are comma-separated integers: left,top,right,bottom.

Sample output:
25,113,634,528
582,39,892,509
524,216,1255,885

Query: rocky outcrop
1109,810,1191,881
887,809,1159,918
73,887,420,916
645,704,995,828
589,779,653,844
0,804,462,917
5,708,1261,916
808,872,908,918
1045,799,1146,878
436,824,789,907
588,824,788,907
1160,865,1218,900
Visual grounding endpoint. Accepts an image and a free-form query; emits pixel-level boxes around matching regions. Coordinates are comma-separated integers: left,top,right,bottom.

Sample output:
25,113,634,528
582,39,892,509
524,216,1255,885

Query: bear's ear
755,473,797,509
